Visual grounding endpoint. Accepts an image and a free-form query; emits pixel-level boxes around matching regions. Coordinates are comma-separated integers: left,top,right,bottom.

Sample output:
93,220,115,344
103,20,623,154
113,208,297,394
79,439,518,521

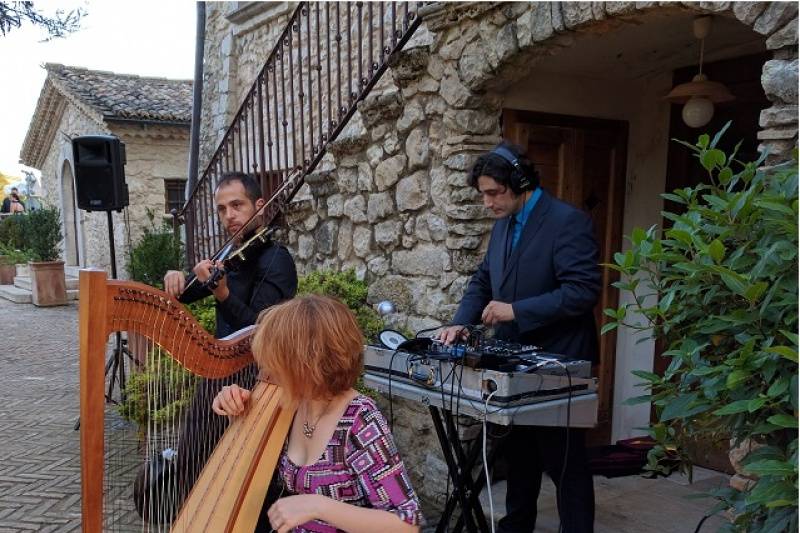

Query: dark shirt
178,240,298,337
1,197,24,213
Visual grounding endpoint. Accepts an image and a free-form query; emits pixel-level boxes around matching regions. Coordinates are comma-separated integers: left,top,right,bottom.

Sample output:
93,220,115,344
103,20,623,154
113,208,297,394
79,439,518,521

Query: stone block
440,69,476,109
732,2,768,26
367,192,394,223
391,46,430,84
459,41,494,90
762,59,799,104
297,234,314,259
406,126,431,171
314,219,338,256
766,17,798,50
366,144,384,168
326,194,344,217
443,109,498,135
756,127,798,140
562,2,595,30
605,2,637,15
449,221,493,236
551,2,565,32
337,219,353,260
336,166,359,194
392,245,449,276
396,100,425,133
374,220,402,248
451,186,481,204
367,256,389,276
396,171,430,212
383,131,401,155
443,153,477,171
446,204,491,220
343,195,367,223
415,213,448,242
357,162,373,192
367,275,415,309
753,2,798,36
352,225,372,258
446,235,483,250
328,111,368,156
451,249,484,273
375,154,408,191
759,105,799,128
359,87,404,128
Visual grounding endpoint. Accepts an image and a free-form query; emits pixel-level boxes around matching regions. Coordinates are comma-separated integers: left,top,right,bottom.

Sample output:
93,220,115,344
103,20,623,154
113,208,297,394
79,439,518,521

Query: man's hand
212,384,252,417
268,494,323,533
436,325,469,345
164,270,186,297
481,300,515,326
193,260,230,302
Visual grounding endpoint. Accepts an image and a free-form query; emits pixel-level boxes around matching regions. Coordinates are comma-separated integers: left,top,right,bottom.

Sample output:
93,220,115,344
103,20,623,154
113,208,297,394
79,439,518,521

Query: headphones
491,145,534,194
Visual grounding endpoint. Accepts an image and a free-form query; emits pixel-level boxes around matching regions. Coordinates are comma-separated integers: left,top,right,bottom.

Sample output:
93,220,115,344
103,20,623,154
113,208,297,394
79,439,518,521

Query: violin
178,226,277,302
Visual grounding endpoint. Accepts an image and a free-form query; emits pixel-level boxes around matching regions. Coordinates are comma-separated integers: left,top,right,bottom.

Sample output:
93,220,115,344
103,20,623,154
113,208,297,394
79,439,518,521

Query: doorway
502,110,628,444
61,161,81,266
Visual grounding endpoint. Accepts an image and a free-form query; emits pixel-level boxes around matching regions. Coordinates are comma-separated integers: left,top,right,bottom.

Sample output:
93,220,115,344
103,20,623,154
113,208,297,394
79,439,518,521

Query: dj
438,143,601,533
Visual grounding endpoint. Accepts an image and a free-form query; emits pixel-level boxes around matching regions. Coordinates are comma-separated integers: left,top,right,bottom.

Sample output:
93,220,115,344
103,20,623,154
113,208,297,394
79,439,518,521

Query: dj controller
362,336,599,427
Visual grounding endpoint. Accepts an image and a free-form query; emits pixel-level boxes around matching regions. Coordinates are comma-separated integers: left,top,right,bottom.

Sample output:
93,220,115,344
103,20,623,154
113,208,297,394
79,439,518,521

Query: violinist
163,172,298,499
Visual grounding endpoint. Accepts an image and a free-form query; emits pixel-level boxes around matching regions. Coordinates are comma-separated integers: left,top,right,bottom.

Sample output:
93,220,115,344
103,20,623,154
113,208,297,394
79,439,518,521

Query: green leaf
600,322,619,335
631,227,647,246
726,370,749,389
701,149,726,171
718,167,733,185
713,399,752,415
748,397,767,412
767,378,789,398
743,460,797,476
766,346,798,363
661,393,699,422
698,133,710,149
623,394,653,406
632,370,661,383
708,239,725,263
767,414,799,428
744,281,769,303
709,121,731,149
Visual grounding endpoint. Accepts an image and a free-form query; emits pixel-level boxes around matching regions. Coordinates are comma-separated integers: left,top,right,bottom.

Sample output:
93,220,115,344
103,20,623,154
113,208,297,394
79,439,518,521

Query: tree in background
0,1,84,40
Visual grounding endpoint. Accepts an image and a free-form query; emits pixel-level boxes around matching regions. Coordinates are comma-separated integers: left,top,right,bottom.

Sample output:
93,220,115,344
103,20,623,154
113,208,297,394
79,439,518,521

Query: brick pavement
0,297,731,532
0,300,82,532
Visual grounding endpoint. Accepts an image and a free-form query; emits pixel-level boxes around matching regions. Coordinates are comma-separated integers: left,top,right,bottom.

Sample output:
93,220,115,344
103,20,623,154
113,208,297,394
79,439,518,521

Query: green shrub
129,210,183,286
298,268,384,342
604,124,798,532
118,346,197,431
185,297,216,334
0,241,32,265
0,215,26,251
24,206,62,261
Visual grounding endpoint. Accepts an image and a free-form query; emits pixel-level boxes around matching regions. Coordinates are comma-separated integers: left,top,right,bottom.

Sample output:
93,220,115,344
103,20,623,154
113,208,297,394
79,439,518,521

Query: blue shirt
510,187,542,251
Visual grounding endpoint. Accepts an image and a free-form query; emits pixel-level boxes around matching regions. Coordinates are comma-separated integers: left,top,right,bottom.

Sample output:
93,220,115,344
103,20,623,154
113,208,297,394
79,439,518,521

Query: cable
387,348,400,432
483,389,498,533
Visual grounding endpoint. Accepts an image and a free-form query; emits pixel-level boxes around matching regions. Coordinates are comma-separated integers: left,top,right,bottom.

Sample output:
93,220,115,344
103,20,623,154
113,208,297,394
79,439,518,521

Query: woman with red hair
213,294,423,533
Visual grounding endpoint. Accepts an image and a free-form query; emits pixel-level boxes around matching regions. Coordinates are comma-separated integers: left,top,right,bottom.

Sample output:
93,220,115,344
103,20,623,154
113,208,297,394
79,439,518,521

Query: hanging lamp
665,16,735,128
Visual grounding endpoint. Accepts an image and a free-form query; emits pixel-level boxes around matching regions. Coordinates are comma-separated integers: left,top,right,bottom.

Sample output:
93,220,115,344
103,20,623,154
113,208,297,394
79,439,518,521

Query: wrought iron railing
181,1,426,265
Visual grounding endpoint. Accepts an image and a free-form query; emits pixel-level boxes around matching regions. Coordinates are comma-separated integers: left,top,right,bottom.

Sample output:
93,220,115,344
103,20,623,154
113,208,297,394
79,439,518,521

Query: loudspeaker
72,135,129,212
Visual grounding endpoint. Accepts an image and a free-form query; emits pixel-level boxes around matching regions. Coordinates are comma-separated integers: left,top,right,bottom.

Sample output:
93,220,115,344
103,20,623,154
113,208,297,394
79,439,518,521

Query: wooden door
503,110,628,445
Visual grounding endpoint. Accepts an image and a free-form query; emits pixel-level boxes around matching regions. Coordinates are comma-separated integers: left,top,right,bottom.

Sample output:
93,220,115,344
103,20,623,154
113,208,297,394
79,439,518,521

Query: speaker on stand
72,135,131,428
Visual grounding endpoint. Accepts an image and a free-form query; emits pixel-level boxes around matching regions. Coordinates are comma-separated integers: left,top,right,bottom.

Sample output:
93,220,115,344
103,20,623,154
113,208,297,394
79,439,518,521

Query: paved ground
0,298,730,532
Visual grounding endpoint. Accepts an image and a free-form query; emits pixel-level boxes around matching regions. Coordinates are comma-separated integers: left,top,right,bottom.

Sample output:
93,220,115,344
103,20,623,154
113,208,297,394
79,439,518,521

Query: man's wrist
213,285,230,302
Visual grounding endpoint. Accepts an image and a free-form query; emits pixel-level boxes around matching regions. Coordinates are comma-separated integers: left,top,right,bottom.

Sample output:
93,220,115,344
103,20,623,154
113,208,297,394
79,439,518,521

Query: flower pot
0,257,15,285
29,260,67,306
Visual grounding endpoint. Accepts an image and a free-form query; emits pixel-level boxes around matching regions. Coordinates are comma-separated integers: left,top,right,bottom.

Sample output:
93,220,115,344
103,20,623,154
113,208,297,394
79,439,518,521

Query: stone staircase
0,265,80,304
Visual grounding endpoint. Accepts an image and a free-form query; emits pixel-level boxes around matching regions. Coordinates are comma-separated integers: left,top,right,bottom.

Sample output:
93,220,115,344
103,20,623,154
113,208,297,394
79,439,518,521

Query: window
164,179,186,214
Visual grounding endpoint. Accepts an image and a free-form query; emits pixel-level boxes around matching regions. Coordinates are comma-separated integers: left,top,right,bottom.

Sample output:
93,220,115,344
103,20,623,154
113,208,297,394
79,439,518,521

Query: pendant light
665,16,735,128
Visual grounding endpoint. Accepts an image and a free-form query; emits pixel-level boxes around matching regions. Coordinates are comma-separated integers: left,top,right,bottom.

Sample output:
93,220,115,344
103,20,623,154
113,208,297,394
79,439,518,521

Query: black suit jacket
179,241,297,337
452,190,601,362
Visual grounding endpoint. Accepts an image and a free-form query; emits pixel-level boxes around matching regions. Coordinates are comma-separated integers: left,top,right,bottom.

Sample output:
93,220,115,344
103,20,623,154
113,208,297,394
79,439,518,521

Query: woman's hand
267,494,322,533
211,384,251,416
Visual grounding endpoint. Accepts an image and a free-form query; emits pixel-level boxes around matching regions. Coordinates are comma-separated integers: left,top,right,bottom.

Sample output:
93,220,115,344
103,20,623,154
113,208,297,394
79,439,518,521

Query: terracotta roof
45,63,193,123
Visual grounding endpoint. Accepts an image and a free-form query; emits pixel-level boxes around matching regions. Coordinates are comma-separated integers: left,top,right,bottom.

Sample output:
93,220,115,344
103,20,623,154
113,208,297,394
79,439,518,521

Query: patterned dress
278,395,424,532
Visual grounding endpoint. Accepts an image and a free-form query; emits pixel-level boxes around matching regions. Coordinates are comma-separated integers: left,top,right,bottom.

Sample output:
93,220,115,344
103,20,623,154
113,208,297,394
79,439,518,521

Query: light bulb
682,96,714,128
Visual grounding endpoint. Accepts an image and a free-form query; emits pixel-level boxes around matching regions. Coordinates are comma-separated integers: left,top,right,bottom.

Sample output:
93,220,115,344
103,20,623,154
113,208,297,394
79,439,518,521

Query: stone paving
0,297,731,532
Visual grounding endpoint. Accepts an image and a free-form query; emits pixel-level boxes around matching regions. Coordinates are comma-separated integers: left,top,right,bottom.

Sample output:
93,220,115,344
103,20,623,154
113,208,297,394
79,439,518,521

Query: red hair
251,294,364,404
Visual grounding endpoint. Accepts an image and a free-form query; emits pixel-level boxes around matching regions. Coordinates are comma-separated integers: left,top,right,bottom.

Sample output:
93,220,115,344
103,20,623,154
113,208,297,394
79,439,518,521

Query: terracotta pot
29,260,67,306
0,257,14,285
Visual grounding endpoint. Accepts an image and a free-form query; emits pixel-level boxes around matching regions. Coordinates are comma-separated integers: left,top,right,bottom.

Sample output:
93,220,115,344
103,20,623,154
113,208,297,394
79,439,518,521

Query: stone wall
199,0,798,516
38,98,189,276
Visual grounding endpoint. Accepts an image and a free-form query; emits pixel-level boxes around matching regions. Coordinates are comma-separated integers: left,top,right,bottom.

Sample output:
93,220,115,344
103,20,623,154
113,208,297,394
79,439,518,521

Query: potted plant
25,206,67,306
0,242,30,285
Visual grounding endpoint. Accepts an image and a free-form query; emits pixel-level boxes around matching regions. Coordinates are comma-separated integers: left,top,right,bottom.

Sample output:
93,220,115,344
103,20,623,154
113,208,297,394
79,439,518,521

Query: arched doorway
61,161,81,266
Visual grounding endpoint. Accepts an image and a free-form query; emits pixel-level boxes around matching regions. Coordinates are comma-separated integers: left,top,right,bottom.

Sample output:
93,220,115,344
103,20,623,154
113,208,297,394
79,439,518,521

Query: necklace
302,400,331,439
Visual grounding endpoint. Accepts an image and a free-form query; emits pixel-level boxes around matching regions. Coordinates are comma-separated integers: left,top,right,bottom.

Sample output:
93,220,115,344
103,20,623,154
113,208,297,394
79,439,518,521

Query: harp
79,268,294,532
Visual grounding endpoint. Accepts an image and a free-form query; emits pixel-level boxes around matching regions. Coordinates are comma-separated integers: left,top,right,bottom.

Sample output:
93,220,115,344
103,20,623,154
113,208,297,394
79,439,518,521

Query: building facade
198,0,798,511
20,64,192,276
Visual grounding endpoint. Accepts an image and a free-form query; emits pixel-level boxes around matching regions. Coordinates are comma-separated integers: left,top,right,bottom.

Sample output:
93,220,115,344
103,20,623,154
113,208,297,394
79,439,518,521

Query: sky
0,1,197,182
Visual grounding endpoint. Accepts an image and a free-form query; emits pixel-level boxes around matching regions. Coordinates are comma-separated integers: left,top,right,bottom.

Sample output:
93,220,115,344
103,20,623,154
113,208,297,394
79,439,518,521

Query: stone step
13,275,79,291
0,284,78,304
0,284,32,303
